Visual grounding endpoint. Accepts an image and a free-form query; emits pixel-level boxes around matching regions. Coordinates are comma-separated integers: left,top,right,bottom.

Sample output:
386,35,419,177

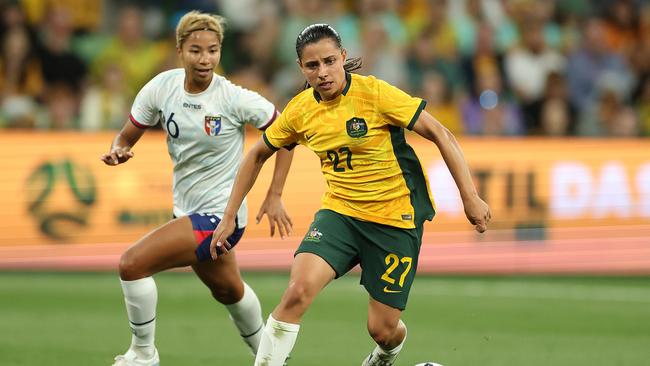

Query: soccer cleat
361,352,398,366
112,348,160,366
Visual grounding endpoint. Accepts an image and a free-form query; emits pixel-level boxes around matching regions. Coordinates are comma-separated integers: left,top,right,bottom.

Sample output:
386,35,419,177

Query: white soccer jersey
130,68,278,228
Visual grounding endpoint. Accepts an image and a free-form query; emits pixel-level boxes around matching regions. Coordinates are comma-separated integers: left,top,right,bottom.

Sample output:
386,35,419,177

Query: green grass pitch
1,272,648,365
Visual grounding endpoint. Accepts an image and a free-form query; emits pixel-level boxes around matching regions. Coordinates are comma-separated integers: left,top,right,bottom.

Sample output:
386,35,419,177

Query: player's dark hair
296,24,362,90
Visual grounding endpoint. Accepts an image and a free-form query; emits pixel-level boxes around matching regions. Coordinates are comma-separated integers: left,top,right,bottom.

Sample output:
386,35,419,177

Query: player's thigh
288,252,337,292
276,209,359,312
192,249,244,304
120,216,197,279
367,296,403,333
294,209,361,279
274,252,337,318
358,223,421,311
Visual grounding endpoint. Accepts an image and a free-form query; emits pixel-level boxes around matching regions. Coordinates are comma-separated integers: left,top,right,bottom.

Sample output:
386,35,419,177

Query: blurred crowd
1,0,649,137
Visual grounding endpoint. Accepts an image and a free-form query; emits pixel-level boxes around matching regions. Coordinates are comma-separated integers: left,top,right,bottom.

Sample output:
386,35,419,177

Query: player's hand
463,195,490,233
255,193,293,239
100,147,134,166
210,216,235,260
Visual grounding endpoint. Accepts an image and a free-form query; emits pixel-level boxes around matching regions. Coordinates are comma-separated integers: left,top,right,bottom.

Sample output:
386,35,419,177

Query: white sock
369,320,407,362
254,314,300,366
224,282,264,355
120,277,157,359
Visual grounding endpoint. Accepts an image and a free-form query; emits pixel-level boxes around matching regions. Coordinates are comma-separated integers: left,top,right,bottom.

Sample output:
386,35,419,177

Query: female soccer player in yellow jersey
210,24,490,366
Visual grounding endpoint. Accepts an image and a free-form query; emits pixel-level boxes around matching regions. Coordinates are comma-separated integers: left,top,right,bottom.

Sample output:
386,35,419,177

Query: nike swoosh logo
306,133,315,141
383,286,402,293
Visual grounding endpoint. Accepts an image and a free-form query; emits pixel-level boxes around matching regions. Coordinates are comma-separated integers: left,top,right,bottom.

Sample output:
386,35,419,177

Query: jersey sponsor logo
401,214,412,220
382,286,402,294
304,227,323,242
346,117,368,138
183,102,202,110
204,116,222,136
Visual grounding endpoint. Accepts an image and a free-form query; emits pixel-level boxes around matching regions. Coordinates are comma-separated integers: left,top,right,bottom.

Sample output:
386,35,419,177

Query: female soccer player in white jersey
100,11,294,366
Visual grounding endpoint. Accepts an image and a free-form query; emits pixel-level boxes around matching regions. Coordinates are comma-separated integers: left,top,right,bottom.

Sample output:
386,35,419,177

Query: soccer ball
414,363,443,366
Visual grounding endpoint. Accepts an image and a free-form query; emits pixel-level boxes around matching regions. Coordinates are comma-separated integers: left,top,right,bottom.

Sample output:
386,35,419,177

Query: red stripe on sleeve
259,110,279,131
129,114,149,129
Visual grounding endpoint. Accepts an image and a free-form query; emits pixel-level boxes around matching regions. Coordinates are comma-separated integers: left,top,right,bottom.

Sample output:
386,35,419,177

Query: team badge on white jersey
204,116,221,136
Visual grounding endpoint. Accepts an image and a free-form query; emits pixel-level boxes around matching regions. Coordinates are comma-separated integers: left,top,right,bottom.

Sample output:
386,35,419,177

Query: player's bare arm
210,139,277,259
256,147,294,239
100,121,145,166
412,110,491,232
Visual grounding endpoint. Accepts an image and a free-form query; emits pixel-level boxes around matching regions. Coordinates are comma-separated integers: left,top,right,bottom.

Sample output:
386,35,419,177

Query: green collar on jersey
313,72,352,103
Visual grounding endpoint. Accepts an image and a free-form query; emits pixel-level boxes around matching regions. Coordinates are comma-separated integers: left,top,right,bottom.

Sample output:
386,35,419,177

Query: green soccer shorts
295,209,423,310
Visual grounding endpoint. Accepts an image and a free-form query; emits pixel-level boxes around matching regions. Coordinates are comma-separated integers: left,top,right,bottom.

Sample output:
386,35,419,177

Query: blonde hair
175,11,226,48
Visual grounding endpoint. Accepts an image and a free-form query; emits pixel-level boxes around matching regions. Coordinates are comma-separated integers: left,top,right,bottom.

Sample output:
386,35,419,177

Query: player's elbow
437,124,457,146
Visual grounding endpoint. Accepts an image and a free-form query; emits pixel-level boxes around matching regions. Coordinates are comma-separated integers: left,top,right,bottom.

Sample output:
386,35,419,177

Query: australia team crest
304,227,323,242
346,117,368,138
204,116,221,136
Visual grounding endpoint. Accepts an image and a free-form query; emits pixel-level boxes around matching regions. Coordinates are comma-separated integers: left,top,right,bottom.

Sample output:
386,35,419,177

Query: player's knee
118,251,146,281
367,326,393,347
210,282,243,305
367,320,398,347
281,279,315,312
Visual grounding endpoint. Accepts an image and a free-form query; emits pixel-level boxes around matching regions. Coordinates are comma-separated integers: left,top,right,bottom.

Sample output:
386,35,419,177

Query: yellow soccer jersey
264,73,435,228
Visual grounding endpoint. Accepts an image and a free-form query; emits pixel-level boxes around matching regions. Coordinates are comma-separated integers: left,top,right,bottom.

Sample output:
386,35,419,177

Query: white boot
112,348,160,366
